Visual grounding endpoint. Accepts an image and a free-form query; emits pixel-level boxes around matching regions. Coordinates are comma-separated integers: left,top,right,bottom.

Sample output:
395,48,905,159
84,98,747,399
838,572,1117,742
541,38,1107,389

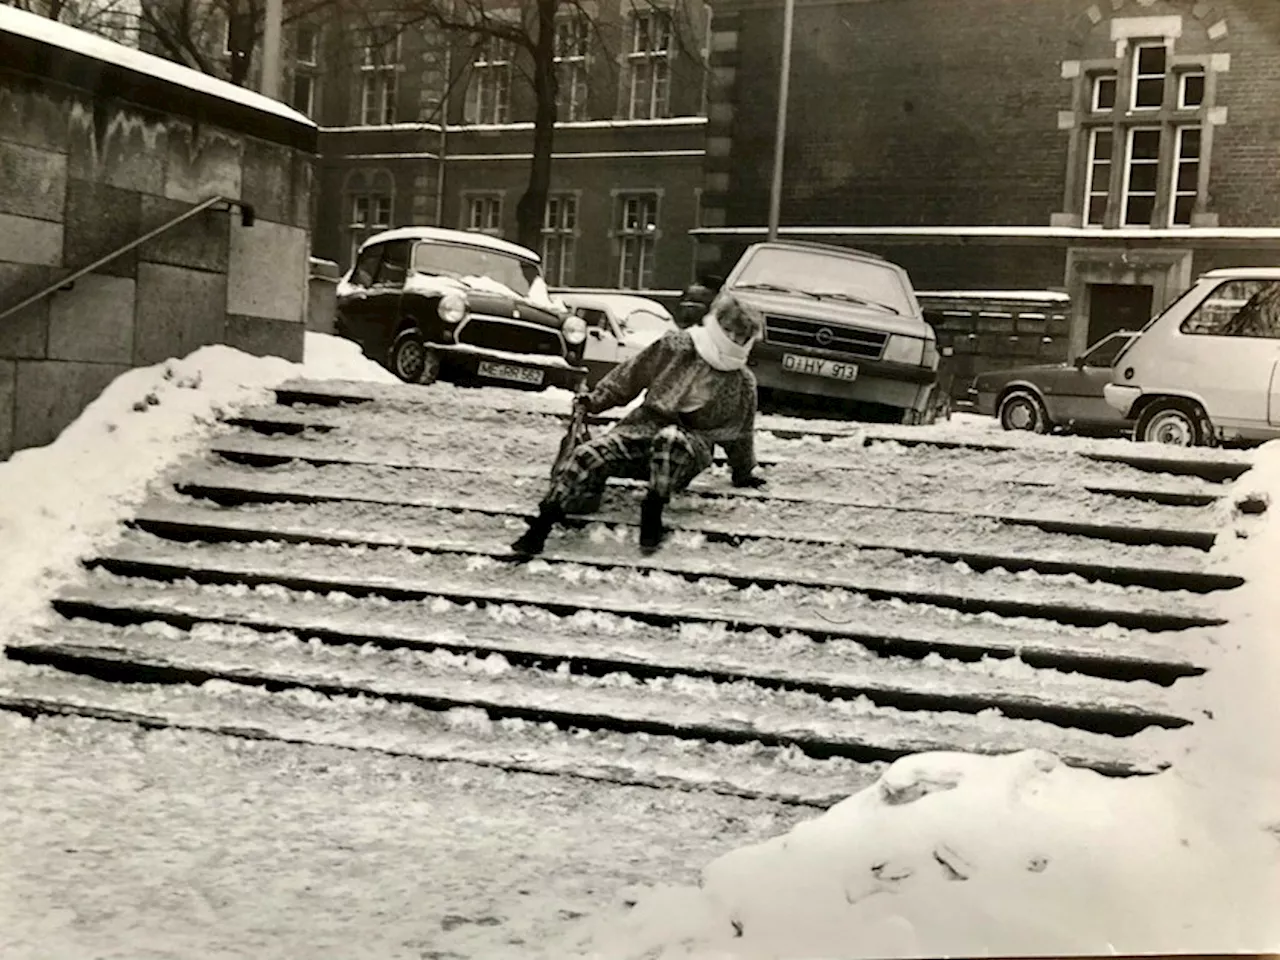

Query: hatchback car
335,227,589,391
966,330,1136,435
556,292,677,385
1105,267,1280,446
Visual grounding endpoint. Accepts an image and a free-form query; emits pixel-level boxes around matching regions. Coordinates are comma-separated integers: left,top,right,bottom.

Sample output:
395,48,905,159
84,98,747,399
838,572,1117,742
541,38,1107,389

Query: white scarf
688,313,754,371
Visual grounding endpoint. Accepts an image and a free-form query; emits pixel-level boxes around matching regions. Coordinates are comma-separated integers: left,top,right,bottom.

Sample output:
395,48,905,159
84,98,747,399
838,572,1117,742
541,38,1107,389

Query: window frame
466,38,514,125
463,193,505,235
541,193,580,286
626,10,673,121
1129,40,1168,112
1067,38,1214,230
357,26,400,126
614,191,661,290
554,15,590,121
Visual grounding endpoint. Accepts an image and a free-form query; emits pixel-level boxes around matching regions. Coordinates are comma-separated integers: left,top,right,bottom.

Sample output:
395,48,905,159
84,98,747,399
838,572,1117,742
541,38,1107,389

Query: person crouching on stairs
511,292,768,557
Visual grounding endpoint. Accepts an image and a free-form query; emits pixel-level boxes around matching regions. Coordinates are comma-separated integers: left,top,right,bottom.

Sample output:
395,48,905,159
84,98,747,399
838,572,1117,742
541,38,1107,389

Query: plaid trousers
546,424,713,513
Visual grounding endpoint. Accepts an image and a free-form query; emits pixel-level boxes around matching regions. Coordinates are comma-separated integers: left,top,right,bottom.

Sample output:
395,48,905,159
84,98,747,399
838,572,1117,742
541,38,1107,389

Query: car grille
458,318,563,357
765,314,889,361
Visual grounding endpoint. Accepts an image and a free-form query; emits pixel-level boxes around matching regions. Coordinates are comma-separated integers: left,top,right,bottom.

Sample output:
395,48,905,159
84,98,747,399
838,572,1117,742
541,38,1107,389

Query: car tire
389,329,440,385
1134,398,1212,447
997,390,1050,433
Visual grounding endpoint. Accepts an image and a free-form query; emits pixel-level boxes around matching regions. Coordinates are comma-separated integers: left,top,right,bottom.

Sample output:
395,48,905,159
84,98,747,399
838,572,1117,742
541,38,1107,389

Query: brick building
300,1,712,295
695,0,1280,379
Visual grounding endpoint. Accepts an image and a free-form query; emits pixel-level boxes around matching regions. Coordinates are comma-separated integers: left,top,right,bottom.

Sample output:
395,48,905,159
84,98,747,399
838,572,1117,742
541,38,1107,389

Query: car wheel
997,390,1050,433
1134,399,1211,447
389,329,440,385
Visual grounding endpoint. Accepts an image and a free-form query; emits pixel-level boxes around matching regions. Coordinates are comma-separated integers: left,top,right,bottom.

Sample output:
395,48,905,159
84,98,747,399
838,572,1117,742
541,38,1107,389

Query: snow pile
566,448,1280,959
0,333,391,646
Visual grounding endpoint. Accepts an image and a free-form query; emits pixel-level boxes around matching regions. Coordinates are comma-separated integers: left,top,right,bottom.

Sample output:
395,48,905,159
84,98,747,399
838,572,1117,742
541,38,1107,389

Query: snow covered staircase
1,377,1254,809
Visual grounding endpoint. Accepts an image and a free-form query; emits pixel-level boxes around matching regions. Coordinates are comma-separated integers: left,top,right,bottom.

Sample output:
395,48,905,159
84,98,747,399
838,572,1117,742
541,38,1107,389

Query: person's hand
732,471,767,489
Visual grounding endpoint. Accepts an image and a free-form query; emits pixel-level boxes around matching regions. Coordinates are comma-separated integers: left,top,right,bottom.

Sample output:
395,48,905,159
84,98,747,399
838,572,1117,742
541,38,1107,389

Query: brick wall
723,0,1071,229
0,16,316,459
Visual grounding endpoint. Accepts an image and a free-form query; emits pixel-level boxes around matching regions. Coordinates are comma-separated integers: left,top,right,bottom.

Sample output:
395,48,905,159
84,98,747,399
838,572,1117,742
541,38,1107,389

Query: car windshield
1081,332,1136,366
411,241,541,298
732,247,914,315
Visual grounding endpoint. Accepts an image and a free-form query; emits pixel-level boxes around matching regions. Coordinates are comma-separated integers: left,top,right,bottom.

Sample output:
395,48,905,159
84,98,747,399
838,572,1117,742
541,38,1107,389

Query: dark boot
639,491,668,554
511,502,563,556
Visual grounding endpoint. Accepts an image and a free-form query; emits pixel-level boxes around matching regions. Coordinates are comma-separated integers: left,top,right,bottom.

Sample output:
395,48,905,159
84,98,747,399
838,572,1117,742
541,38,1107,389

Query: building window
616,193,659,289
1071,38,1212,228
555,16,589,121
347,191,393,264
627,10,671,120
1083,128,1113,226
1179,70,1205,109
1121,126,1160,227
466,38,513,124
358,26,399,126
290,24,319,117
542,194,578,286
1170,126,1201,226
465,195,503,235
1091,72,1117,112
1130,41,1167,110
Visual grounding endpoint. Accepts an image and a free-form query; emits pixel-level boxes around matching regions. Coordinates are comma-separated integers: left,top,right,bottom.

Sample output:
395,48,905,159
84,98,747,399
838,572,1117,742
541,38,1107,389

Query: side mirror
1074,356,1088,369
589,327,603,340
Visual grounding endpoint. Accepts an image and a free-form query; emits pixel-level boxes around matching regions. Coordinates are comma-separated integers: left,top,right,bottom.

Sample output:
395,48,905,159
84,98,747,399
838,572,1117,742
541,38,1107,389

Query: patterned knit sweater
582,329,758,480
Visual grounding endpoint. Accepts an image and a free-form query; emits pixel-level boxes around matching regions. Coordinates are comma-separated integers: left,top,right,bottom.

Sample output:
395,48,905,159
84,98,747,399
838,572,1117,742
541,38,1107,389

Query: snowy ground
1,334,1277,959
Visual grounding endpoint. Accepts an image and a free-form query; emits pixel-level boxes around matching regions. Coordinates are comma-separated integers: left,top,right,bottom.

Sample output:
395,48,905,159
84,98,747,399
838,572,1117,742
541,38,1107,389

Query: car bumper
749,346,937,412
1103,383,1141,417
962,387,998,417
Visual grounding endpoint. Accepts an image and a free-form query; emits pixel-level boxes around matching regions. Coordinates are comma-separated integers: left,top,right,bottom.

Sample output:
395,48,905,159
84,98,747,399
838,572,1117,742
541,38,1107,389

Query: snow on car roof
1202,267,1280,280
361,226,541,263
556,291,673,318
919,290,1072,302
0,5,314,128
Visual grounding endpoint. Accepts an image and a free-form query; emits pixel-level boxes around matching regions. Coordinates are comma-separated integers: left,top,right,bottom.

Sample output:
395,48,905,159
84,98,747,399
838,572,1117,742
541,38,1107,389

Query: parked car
964,330,1137,435
1105,267,1280,446
556,292,678,386
335,227,588,391
682,241,943,424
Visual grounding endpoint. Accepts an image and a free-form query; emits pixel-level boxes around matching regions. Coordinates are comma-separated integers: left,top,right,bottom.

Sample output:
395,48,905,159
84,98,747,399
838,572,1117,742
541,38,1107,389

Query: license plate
781,353,859,382
477,360,546,385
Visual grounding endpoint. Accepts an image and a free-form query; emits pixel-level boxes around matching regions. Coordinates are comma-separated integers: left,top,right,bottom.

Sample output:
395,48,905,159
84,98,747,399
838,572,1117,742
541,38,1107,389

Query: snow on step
50,575,1192,735
173,459,1219,569
0,662,871,807
8,619,1166,776
122,498,1222,631
88,534,1209,676
229,401,1237,494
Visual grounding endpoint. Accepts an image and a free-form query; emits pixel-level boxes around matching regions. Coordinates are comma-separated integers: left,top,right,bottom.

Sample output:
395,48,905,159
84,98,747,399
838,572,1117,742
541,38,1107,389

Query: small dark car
964,330,1137,434
335,227,589,391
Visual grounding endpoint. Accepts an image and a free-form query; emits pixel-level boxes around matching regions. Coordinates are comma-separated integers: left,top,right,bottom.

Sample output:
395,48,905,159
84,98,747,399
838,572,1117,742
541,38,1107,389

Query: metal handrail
0,196,255,324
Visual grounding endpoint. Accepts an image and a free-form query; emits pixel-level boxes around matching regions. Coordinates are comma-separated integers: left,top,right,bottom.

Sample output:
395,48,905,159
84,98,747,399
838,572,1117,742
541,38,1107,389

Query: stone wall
0,10,317,459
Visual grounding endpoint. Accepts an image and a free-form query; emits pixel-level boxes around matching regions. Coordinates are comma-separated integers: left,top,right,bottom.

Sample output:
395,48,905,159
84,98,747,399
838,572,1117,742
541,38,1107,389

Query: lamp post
766,0,795,241
261,0,284,99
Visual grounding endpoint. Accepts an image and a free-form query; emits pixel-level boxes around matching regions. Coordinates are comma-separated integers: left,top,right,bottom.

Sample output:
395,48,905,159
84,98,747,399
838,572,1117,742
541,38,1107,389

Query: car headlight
562,315,587,345
882,334,925,366
438,293,468,323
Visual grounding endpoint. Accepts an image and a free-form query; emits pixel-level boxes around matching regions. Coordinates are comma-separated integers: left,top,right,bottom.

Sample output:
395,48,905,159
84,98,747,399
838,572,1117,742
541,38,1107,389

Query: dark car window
1080,333,1135,367
577,308,608,329
374,240,411,287
1179,280,1280,339
351,246,382,287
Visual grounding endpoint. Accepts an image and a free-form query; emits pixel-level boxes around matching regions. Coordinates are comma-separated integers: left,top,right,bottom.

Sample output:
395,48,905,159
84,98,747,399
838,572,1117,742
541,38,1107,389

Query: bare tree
386,0,708,250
